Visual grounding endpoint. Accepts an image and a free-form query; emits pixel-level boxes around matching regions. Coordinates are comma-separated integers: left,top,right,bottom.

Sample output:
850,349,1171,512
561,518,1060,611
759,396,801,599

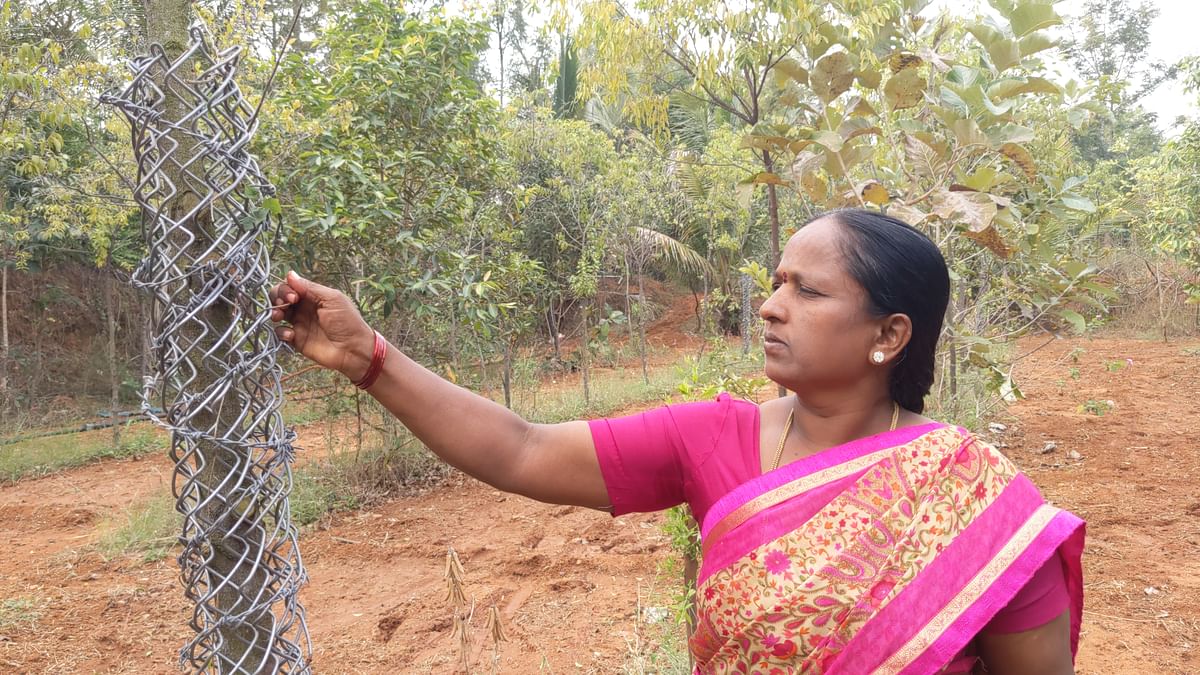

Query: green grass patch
514,364,683,423
0,597,42,630
97,492,179,563
291,459,368,526
0,424,163,483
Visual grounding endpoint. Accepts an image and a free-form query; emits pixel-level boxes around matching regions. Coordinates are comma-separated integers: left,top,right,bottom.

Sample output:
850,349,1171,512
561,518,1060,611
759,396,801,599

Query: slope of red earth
0,333,1197,673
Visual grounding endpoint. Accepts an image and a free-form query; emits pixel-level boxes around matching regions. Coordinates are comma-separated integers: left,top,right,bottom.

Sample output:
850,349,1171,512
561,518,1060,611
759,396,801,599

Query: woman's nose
760,288,782,322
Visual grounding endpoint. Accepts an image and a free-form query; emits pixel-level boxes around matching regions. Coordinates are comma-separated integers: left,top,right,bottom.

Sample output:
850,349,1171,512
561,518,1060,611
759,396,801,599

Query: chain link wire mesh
101,25,311,673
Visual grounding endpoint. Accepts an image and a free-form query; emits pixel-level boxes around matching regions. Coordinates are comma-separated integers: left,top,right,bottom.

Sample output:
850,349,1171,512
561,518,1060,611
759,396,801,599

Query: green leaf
811,51,855,102
1062,176,1087,192
939,86,969,116
263,197,282,216
979,87,1018,116
1061,260,1097,280
952,118,989,147
946,65,980,88
884,69,925,110
813,129,844,152
987,76,1061,100
774,57,809,87
965,23,1021,72
1019,32,1058,57
740,134,792,151
1059,309,1086,334
962,166,998,192
855,66,882,89
1009,3,1061,37
1060,194,1096,213
986,123,1036,146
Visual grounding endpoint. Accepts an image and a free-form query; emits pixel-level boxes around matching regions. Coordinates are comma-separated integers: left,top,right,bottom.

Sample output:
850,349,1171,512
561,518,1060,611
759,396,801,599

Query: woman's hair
816,208,951,414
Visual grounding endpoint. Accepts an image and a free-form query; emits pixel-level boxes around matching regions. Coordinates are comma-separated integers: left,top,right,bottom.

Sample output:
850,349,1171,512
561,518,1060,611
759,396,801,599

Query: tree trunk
502,340,513,409
740,273,752,356
497,10,505,108
548,300,561,362
449,311,460,379
1,264,8,400
762,150,782,268
580,302,591,406
623,252,633,341
142,2,279,668
637,267,648,385
105,268,121,450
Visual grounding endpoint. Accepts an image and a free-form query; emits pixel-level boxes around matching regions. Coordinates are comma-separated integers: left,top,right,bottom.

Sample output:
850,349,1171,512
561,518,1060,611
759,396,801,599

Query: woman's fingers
269,282,301,322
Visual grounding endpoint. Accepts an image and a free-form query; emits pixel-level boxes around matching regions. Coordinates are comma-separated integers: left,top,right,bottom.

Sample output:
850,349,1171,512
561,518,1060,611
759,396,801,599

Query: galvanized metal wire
101,25,311,674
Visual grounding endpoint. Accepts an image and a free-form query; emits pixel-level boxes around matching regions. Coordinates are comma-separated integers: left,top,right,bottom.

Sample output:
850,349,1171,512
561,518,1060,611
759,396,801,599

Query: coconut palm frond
677,161,713,203
669,92,717,154
633,225,712,277
584,96,626,136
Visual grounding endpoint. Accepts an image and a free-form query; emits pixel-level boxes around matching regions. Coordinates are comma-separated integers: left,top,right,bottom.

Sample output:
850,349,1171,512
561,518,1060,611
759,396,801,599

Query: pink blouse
587,393,1069,635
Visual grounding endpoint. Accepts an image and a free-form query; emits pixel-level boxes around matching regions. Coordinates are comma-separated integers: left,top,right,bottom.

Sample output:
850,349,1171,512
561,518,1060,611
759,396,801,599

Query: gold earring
871,351,886,364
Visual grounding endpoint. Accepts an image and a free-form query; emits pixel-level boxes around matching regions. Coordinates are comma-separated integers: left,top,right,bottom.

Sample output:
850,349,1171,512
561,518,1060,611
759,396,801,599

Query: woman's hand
270,271,375,381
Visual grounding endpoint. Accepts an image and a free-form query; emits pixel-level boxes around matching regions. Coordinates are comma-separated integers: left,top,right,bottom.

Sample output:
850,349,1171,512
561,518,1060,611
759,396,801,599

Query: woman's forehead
779,218,845,268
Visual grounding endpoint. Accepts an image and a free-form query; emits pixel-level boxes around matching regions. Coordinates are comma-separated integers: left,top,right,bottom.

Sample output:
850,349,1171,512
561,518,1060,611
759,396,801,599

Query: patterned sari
689,423,1084,674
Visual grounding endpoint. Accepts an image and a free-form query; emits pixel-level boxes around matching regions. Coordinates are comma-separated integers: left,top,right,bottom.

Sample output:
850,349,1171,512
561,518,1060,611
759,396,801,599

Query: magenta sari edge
895,510,1086,675
826,474,1044,673
696,474,860,585
699,421,947,537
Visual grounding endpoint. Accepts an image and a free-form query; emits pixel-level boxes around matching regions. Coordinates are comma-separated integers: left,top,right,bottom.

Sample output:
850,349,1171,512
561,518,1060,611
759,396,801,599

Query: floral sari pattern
690,425,1084,675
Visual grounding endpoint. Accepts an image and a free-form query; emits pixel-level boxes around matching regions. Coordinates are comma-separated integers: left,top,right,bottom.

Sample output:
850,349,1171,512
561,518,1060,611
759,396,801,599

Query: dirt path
1,334,1197,673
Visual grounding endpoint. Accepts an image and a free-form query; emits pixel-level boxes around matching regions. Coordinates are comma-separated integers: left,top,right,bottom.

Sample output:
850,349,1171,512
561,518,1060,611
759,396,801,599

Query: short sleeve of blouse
588,394,734,516
983,550,1070,634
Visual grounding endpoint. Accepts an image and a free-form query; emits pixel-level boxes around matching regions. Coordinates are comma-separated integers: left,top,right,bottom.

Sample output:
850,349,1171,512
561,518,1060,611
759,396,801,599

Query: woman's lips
764,333,787,351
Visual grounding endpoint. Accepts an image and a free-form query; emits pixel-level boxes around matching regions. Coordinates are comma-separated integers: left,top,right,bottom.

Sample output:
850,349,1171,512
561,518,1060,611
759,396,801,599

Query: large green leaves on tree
268,2,504,326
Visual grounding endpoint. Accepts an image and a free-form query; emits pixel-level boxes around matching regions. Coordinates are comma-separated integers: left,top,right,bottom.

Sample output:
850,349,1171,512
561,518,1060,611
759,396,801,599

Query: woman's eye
797,285,819,296
771,281,782,291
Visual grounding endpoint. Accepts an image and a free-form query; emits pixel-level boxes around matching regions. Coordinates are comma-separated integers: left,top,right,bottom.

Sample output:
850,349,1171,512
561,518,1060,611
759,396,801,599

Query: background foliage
2,0,1197,427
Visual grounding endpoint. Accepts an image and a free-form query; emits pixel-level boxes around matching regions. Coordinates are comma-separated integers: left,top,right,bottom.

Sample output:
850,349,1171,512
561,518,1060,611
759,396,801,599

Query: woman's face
759,217,882,395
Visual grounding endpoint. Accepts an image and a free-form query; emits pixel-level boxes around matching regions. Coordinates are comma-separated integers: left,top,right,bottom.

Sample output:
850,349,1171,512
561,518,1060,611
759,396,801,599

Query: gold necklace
770,401,900,471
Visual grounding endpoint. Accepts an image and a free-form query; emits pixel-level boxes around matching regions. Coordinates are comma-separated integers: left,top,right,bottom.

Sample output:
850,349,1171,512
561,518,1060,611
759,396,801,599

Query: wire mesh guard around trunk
101,26,311,673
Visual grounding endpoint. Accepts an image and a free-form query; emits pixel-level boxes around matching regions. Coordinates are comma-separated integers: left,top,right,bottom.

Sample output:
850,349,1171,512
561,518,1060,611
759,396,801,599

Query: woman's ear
874,313,913,362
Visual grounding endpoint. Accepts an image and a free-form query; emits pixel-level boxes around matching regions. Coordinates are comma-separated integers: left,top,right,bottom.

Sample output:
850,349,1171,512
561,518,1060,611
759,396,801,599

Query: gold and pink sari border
701,445,897,557
875,504,1061,674
700,425,957,559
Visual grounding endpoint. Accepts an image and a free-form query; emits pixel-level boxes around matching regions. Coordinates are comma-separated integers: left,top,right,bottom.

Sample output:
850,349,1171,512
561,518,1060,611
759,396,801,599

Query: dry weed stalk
484,605,507,672
445,547,467,607
443,547,508,674
451,606,475,673
445,547,473,672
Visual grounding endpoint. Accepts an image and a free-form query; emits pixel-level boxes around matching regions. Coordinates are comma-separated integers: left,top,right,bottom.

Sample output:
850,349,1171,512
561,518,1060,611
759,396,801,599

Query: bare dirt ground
1,330,1197,674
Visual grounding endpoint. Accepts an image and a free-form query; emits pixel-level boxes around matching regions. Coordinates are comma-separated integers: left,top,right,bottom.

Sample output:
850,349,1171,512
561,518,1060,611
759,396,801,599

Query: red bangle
352,331,387,390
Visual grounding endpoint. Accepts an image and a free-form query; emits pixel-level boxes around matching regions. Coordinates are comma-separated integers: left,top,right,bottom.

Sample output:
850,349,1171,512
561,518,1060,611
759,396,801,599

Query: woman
271,209,1083,674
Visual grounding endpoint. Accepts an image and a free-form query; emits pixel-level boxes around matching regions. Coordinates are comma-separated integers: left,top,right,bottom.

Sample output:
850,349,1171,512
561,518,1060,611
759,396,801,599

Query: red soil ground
1,327,1197,673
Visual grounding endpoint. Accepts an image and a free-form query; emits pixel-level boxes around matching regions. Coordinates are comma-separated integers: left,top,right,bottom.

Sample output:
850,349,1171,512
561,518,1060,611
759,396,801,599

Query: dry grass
0,424,162,483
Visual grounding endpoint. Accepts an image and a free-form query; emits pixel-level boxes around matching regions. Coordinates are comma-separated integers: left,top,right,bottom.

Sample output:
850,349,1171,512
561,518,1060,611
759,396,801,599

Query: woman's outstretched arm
270,271,610,508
